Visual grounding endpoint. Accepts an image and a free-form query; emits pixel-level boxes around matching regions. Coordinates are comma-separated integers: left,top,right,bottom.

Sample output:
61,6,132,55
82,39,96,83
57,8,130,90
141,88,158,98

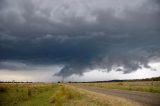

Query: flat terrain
71,83,160,106
1,82,159,106
79,81,160,93
1,83,139,106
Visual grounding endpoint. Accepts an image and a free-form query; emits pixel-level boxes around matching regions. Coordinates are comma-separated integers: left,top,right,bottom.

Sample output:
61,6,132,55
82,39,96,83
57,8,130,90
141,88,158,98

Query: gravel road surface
72,85,160,106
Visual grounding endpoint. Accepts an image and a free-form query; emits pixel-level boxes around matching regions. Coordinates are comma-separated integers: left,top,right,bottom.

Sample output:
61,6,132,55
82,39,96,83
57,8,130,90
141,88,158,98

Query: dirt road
72,85,160,106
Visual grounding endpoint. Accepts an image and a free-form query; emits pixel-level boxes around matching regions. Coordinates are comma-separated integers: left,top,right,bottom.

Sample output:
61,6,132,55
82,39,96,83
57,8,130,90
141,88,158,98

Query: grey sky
0,0,160,81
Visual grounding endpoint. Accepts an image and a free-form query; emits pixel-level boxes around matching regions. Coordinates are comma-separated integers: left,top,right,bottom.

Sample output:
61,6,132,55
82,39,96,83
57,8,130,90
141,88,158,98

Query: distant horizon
1,76,160,83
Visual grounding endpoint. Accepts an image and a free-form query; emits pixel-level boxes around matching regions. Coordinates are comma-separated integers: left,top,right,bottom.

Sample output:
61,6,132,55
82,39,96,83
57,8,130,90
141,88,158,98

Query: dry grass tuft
49,85,81,106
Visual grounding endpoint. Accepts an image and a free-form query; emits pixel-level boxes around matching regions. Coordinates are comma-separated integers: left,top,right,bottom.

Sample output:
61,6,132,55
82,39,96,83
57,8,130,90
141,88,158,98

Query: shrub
117,82,124,85
0,85,8,92
28,88,32,97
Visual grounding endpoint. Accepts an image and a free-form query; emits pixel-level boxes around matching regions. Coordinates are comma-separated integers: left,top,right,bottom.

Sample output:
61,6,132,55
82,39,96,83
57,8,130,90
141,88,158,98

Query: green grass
0,83,110,106
0,83,55,106
80,81,160,93
17,90,54,106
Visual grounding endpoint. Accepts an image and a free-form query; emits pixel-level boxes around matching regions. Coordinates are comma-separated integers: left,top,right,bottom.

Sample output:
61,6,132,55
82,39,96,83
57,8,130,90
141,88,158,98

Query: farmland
0,81,160,106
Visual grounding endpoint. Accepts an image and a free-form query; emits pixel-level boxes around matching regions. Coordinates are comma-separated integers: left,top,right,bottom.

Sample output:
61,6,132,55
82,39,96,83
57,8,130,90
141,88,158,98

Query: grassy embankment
80,81,160,93
0,83,142,106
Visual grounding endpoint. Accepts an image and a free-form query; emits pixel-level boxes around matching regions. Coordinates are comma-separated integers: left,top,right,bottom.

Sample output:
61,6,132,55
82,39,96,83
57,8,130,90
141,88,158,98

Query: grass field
0,83,143,106
0,83,55,106
0,81,159,106
80,81,160,93
0,83,110,106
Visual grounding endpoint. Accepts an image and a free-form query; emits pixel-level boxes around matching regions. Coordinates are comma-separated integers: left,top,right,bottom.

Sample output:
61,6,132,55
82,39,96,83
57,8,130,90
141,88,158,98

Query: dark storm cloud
0,0,160,77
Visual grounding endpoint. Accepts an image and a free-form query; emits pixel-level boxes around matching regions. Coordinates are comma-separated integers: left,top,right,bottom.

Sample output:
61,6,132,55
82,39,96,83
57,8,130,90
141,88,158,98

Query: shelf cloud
0,0,160,77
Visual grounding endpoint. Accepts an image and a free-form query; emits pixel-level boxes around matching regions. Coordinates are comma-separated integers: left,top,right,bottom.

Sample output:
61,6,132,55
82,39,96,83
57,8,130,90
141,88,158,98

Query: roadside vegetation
49,84,110,106
80,81,160,93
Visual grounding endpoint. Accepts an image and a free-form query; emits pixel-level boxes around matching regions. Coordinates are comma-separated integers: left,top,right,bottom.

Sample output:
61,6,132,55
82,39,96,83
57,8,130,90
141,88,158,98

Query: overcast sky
0,0,160,82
